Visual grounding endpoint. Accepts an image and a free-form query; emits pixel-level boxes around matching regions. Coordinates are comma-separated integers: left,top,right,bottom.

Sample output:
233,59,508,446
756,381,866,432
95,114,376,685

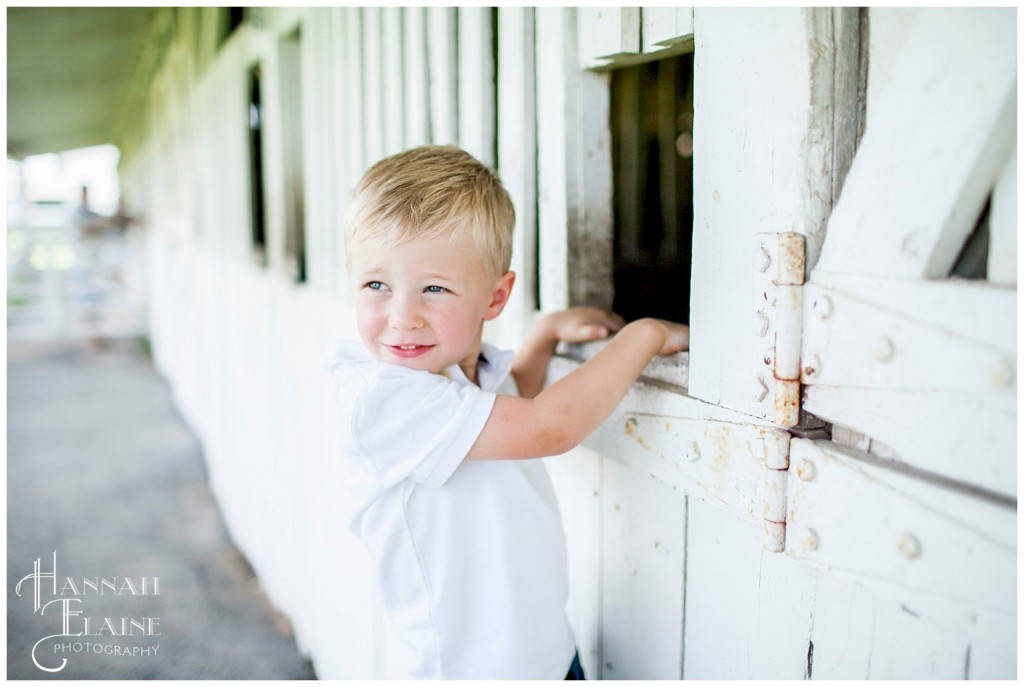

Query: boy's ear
484,271,516,320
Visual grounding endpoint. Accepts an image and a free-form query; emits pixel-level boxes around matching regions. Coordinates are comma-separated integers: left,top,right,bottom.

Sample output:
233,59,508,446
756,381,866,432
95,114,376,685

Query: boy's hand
541,306,626,343
635,318,690,356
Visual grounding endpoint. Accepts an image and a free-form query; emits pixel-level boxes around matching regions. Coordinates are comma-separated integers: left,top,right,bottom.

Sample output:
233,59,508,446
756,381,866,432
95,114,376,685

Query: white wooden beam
801,279,1016,393
786,439,1015,653
805,385,1015,500
815,8,1016,279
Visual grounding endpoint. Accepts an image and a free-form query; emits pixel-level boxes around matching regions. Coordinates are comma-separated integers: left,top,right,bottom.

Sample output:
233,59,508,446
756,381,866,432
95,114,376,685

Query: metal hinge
753,232,806,428
750,429,791,552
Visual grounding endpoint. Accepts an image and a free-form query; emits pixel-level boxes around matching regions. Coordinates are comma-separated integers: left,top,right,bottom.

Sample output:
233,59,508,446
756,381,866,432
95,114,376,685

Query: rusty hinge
753,232,806,428
750,428,791,552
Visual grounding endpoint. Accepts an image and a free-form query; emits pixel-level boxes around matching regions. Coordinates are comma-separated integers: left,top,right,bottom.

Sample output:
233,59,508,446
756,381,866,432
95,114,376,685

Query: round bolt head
899,532,922,559
796,460,816,482
801,528,819,551
813,295,834,319
803,355,821,379
872,335,895,363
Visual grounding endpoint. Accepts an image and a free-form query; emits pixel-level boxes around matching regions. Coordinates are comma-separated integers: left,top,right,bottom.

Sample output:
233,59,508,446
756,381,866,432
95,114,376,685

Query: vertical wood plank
683,498,816,678
642,7,694,53
534,7,613,312
804,570,875,678
458,7,495,166
341,8,366,183
330,7,351,286
305,9,331,289
402,7,430,149
545,448,603,681
534,7,573,312
361,8,384,166
688,8,815,417
573,70,614,309
578,7,640,68
966,639,1017,679
426,7,458,145
867,600,970,678
381,7,404,156
600,459,686,679
987,145,1016,285
493,6,537,348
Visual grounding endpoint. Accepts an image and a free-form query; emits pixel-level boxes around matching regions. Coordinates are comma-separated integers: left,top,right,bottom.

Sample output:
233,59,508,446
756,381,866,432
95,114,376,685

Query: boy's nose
388,295,424,330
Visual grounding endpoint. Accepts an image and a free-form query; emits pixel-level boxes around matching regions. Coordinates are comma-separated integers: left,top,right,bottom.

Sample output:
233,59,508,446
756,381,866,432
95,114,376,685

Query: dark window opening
610,52,694,324
280,28,307,283
247,63,267,266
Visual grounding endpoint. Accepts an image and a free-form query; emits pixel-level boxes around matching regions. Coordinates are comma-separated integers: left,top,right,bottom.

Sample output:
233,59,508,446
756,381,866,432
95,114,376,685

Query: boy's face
348,232,514,382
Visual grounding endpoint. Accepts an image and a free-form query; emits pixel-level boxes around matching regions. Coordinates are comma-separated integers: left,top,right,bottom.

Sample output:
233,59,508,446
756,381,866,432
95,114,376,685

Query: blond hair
343,145,516,278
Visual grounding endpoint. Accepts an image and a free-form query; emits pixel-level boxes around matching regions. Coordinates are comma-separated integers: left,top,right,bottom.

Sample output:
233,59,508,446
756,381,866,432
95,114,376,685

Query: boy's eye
365,281,385,291
424,285,448,294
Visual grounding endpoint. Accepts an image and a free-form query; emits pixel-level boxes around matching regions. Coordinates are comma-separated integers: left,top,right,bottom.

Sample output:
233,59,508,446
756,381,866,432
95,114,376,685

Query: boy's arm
511,307,627,399
468,317,689,461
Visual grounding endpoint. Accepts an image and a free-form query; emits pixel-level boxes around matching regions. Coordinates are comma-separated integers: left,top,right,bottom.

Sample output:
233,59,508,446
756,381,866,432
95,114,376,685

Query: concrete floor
7,337,317,679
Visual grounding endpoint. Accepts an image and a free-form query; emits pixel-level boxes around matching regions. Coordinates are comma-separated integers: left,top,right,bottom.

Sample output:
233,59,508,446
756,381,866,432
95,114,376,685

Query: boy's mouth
386,343,434,358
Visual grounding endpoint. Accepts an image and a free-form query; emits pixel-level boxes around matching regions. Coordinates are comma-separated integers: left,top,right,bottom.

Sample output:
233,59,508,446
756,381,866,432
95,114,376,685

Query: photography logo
14,551,161,673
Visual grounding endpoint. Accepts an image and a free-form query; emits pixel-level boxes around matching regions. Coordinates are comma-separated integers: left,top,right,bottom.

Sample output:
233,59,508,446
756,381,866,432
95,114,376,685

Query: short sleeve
349,366,496,490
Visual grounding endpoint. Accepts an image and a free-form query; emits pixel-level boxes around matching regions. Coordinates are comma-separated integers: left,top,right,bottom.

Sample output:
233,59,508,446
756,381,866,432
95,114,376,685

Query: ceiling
7,7,160,159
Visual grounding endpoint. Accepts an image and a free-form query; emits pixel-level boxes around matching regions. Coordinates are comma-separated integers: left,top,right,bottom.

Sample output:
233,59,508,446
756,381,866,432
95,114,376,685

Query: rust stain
777,232,806,285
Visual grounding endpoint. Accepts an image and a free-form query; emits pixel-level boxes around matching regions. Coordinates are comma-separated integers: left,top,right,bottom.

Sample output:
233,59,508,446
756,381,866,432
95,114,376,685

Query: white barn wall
117,6,1016,679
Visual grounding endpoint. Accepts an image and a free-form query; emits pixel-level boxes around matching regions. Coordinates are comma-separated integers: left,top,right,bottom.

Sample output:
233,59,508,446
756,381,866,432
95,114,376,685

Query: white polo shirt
327,340,576,679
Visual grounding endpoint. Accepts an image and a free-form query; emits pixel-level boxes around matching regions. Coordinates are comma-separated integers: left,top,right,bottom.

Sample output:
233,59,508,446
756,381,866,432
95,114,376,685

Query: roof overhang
7,7,160,159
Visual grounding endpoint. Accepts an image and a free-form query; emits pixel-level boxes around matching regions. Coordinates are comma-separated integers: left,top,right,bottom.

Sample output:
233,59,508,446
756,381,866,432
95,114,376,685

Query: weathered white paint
116,6,1016,680
578,7,639,68
801,281,1015,393
689,9,825,419
493,6,537,350
641,7,693,53
600,459,686,679
534,7,574,312
787,439,1015,649
815,8,1016,279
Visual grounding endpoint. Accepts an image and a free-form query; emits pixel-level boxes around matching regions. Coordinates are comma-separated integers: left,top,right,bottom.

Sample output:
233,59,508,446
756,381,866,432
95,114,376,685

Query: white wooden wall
118,7,1017,679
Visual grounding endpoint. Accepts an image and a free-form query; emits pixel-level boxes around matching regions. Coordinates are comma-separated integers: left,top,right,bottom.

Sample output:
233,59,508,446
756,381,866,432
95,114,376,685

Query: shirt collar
444,342,514,392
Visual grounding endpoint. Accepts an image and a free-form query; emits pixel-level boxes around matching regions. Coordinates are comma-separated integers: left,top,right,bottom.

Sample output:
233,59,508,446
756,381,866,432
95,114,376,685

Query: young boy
327,145,689,679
